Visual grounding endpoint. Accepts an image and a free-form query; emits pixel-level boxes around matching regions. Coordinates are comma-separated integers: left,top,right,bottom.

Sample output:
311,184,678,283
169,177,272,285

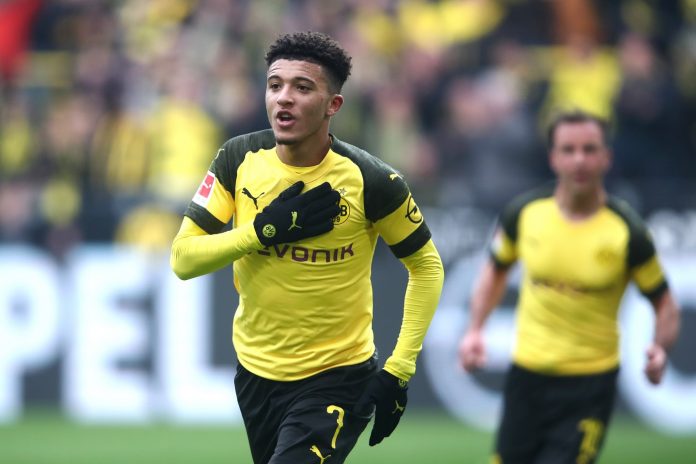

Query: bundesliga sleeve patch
192,171,216,208
491,228,504,254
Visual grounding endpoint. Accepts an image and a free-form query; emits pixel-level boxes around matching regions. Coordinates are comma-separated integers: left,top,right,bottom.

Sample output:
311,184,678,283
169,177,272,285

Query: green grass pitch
1,410,695,463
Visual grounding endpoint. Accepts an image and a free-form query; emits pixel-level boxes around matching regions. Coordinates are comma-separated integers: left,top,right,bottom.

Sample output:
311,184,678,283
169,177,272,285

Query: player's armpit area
384,240,444,381
170,217,261,280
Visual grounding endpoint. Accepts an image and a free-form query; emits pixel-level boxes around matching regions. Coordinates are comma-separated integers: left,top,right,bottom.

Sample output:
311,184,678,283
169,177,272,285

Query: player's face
265,59,343,146
549,121,611,195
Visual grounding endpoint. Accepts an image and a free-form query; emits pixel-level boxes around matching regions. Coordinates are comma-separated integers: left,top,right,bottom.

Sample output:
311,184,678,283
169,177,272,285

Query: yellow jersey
491,186,667,375
183,130,434,380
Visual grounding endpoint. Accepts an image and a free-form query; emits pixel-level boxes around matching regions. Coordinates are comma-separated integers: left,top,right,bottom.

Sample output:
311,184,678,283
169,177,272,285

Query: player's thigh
270,401,371,464
495,366,545,463
536,372,617,464
234,363,285,464
535,413,611,464
495,398,543,463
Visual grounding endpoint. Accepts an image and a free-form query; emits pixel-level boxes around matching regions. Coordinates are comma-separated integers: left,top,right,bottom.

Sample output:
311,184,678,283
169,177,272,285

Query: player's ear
327,94,343,117
548,148,560,175
604,148,613,171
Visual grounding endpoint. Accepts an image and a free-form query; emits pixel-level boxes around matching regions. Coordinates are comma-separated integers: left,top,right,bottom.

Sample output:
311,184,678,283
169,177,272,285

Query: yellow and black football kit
171,129,443,382
171,130,443,464
490,185,668,464
491,185,667,375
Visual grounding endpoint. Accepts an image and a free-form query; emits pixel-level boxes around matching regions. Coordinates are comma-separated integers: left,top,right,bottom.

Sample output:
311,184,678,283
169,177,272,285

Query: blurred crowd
0,0,694,257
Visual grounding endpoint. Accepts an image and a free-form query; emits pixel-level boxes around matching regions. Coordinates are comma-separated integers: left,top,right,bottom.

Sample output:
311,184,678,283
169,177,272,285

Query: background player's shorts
235,355,377,464
494,363,618,464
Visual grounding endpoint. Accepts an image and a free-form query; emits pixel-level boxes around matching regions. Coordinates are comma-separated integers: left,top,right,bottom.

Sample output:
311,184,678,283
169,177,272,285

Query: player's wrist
238,222,265,250
465,325,484,337
649,341,670,356
466,320,485,335
381,367,409,387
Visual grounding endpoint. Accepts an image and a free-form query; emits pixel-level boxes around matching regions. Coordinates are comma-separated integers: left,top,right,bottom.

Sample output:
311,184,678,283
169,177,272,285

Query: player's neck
554,184,606,221
276,134,331,167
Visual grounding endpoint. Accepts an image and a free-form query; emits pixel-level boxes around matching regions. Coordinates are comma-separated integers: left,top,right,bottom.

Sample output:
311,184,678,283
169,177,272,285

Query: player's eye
583,144,599,154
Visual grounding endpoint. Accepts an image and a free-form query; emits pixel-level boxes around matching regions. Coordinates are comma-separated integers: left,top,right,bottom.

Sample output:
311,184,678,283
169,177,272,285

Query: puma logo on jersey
310,445,331,463
392,401,405,414
389,173,401,181
288,211,302,230
241,188,265,209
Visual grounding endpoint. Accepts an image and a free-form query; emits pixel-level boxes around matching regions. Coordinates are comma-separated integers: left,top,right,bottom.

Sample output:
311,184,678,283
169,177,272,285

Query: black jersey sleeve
607,196,668,299
330,136,431,257
184,130,276,234
606,197,657,268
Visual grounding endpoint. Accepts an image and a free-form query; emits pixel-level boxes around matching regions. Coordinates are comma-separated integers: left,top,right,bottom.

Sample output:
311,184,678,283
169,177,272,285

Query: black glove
357,369,408,446
253,181,340,246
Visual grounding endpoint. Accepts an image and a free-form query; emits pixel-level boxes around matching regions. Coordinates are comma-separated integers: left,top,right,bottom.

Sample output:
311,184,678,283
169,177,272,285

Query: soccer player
170,32,444,464
458,110,681,464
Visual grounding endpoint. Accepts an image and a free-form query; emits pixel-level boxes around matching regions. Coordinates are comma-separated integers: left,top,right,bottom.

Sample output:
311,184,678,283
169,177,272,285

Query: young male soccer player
458,110,680,464
170,31,444,464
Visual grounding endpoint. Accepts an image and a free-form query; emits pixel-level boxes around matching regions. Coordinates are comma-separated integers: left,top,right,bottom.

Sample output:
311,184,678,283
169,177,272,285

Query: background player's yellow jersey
491,186,667,375
184,130,432,381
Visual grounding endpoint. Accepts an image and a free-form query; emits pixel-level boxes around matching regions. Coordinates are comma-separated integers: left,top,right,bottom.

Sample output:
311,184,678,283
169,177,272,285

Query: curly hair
265,31,352,93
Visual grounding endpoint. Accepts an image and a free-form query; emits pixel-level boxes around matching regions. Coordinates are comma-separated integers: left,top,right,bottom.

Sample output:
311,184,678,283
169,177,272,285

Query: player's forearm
170,217,262,280
652,289,681,351
468,260,509,331
384,240,444,381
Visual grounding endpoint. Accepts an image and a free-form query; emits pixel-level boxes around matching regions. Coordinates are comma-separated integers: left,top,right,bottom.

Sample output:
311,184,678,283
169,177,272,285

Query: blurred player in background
170,31,444,464
458,109,680,464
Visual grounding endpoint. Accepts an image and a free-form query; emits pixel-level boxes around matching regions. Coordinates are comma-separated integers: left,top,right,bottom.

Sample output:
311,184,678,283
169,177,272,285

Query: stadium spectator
0,0,42,89
458,109,681,463
1,0,694,251
434,70,542,211
170,31,444,464
611,32,690,208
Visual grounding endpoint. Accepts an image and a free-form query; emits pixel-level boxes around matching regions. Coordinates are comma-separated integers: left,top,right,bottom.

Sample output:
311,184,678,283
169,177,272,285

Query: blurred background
1,0,695,463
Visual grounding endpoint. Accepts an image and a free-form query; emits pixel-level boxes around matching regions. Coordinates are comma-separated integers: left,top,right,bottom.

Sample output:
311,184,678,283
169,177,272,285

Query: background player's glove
357,369,408,446
253,181,340,246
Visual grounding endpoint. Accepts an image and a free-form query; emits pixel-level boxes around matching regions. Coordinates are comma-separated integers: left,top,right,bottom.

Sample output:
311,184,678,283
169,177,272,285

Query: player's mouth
572,171,591,183
275,111,296,129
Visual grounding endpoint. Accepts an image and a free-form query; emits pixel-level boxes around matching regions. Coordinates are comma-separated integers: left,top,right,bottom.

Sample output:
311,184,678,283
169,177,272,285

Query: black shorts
234,356,377,464
494,363,618,464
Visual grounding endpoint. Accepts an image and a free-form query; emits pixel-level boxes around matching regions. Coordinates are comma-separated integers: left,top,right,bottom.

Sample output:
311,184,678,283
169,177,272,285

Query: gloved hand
253,181,340,246
357,369,408,446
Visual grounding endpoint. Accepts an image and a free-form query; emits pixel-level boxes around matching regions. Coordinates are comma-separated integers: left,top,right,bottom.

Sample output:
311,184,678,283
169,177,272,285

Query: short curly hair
265,31,352,93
